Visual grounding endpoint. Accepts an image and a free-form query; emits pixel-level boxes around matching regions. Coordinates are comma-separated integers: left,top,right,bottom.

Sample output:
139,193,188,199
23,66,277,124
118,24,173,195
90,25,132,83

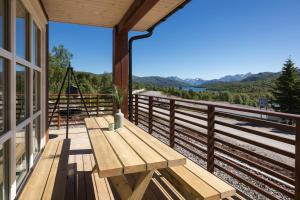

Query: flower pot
115,109,124,129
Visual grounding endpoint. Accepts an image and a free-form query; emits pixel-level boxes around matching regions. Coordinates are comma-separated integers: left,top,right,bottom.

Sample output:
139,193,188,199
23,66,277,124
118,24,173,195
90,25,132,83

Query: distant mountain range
167,73,254,86
133,71,283,88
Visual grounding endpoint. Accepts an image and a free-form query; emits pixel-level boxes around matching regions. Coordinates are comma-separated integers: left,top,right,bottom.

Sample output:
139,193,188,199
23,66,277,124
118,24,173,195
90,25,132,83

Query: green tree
51,45,73,68
273,59,300,114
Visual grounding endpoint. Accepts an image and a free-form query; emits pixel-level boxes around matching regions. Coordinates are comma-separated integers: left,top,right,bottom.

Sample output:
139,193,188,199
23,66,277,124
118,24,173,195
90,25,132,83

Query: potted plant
112,85,124,129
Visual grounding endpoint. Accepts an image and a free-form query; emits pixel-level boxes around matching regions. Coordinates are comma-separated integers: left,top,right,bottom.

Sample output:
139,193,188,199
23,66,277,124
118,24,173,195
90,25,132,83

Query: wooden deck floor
49,128,185,200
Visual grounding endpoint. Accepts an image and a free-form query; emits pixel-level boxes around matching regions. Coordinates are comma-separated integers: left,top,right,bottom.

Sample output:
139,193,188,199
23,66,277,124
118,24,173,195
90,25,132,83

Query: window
32,117,40,159
33,70,40,113
16,126,27,188
0,144,4,200
0,58,6,133
16,0,28,59
16,65,28,124
32,22,40,66
0,0,7,49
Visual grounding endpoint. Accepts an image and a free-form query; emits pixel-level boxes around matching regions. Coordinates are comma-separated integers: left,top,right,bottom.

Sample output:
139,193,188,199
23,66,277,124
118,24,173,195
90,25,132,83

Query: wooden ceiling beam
117,0,159,33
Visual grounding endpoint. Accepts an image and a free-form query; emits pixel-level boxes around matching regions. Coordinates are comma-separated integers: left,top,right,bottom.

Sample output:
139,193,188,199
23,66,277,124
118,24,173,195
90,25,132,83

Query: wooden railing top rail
136,94,300,120
49,93,112,97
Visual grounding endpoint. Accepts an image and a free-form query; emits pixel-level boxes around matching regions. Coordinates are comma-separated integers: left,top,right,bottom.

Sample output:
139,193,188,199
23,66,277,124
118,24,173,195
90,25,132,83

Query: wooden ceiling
41,0,186,31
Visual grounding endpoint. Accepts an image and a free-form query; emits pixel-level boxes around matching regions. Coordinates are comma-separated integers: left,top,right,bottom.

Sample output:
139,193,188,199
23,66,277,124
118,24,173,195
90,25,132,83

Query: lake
180,87,207,92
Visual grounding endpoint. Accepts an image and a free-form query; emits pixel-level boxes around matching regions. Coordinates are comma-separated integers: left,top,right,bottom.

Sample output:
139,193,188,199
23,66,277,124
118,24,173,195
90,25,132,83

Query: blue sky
49,0,300,79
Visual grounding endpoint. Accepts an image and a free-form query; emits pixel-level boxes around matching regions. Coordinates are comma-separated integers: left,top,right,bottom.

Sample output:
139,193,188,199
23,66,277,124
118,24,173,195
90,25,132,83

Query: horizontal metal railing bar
216,111,296,132
137,119,149,128
152,129,169,140
215,138,295,171
152,114,169,124
138,101,149,106
152,104,170,112
152,118,169,128
215,155,295,198
215,146,295,185
152,123,169,135
175,109,208,121
152,109,170,117
175,104,208,114
175,116,207,130
175,122,207,138
137,110,148,118
152,99,170,105
175,135,207,154
174,141,207,161
138,105,149,110
49,93,112,96
215,120,295,145
137,94,300,120
175,128,207,146
215,128,295,158
137,115,148,122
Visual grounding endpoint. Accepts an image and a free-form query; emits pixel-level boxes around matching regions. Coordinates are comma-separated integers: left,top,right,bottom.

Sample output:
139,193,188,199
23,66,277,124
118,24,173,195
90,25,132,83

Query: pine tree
273,59,299,114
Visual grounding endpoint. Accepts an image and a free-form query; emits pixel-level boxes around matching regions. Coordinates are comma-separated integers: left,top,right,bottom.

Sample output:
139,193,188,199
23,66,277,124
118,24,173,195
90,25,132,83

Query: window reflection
32,117,40,159
16,126,27,188
0,144,4,200
32,22,40,66
16,0,28,59
16,65,27,124
0,0,6,49
33,70,40,113
0,58,5,133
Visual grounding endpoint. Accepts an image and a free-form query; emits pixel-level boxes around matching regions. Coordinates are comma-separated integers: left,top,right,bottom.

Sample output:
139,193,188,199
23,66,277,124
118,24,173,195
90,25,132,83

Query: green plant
112,85,124,110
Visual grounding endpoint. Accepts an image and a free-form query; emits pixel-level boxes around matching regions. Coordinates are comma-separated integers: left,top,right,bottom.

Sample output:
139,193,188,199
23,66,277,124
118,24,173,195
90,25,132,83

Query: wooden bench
160,159,239,200
18,139,70,200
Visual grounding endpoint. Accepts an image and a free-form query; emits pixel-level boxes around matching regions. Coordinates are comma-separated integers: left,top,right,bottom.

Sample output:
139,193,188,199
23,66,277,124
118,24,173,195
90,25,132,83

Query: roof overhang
41,0,188,31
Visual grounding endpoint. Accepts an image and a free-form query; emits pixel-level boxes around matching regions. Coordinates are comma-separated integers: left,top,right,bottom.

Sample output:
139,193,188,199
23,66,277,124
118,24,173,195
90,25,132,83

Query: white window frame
0,0,47,199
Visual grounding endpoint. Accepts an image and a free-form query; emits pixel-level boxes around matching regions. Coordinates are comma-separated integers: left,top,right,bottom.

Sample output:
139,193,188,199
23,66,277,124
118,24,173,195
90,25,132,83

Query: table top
85,115,186,178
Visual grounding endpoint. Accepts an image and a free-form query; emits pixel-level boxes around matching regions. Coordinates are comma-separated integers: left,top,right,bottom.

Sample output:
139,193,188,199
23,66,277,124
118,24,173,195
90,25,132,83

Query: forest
49,45,300,113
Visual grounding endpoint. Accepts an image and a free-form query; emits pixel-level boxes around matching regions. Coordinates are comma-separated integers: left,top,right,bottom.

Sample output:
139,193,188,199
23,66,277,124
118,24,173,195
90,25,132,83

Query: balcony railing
48,92,300,199
132,94,299,200
48,94,113,128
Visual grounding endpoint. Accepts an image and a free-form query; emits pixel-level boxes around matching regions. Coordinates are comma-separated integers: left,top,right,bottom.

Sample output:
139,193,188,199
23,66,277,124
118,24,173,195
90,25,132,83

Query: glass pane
32,22,40,66
32,117,40,159
16,126,27,188
16,65,27,124
0,0,6,49
0,58,5,133
16,0,28,59
0,144,4,200
33,71,40,113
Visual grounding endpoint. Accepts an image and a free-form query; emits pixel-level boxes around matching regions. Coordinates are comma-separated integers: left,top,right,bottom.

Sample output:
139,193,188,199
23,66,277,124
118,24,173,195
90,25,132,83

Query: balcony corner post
296,119,300,200
134,95,139,125
149,96,153,134
169,99,175,148
207,105,215,173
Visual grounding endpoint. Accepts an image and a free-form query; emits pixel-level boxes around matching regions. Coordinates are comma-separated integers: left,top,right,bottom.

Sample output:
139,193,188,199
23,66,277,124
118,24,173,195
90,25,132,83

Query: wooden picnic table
85,115,186,200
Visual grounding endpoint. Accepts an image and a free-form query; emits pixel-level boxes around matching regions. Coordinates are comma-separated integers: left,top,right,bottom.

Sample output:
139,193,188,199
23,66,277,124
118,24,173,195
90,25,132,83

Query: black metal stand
48,65,90,139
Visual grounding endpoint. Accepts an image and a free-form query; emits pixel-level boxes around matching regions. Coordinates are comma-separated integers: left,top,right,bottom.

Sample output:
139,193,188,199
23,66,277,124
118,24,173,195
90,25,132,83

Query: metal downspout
128,28,155,121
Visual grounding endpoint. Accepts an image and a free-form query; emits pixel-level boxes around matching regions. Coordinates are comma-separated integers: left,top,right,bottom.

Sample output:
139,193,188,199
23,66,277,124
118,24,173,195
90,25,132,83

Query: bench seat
160,159,237,200
18,139,70,200
18,139,115,200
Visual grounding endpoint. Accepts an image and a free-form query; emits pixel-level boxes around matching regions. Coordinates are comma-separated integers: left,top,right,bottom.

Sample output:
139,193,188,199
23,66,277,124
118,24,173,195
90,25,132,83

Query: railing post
134,95,139,125
296,119,300,200
207,105,215,173
169,99,175,148
96,94,99,116
57,103,60,130
148,96,153,134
